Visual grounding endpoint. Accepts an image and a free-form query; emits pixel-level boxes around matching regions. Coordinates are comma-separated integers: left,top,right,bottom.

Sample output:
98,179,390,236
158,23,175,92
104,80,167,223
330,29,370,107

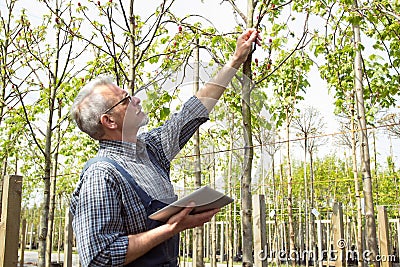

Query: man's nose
131,96,141,105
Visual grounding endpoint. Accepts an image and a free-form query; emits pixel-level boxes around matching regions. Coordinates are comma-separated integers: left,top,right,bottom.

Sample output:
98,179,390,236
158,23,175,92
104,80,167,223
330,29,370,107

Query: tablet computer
149,186,234,222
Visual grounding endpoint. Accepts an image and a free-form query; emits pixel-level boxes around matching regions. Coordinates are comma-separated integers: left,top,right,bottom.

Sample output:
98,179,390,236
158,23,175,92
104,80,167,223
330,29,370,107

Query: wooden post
377,206,392,267
64,208,74,267
253,195,267,267
19,218,27,267
389,219,400,263
0,175,23,267
332,202,345,267
397,219,400,261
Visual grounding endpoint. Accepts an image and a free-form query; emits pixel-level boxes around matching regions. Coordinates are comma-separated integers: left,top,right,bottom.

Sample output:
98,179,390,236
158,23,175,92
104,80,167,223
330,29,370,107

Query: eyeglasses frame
103,92,131,115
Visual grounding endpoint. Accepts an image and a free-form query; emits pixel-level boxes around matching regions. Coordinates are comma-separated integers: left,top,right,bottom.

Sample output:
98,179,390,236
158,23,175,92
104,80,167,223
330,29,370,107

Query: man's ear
100,114,118,129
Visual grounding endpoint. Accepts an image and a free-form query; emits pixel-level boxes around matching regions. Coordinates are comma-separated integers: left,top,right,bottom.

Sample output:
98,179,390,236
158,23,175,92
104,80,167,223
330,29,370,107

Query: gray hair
70,76,114,140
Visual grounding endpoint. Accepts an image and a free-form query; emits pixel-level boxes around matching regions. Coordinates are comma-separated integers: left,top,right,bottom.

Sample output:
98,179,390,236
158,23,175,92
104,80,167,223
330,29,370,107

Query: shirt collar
98,139,138,159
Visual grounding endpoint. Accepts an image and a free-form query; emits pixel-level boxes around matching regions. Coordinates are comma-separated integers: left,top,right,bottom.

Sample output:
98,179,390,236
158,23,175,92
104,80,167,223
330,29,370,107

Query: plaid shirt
70,96,209,266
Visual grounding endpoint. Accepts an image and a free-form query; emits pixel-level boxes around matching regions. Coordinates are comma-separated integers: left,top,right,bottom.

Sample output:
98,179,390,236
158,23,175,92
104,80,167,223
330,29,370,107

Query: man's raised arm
195,28,261,112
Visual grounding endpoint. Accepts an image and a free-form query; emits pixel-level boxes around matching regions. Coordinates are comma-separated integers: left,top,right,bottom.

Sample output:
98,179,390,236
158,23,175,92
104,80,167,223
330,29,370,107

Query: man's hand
195,28,261,112
124,204,219,264
166,203,220,233
230,28,262,69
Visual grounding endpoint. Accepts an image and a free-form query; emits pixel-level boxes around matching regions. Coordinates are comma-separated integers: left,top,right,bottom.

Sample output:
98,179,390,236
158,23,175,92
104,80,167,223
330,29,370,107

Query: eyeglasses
103,93,131,114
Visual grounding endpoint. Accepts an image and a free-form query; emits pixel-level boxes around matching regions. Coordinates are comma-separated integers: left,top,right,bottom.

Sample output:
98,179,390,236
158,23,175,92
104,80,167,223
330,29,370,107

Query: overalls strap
81,156,179,267
82,156,153,207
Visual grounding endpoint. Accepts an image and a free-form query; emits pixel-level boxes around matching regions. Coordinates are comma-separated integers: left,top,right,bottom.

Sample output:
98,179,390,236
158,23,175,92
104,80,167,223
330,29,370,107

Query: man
70,28,260,266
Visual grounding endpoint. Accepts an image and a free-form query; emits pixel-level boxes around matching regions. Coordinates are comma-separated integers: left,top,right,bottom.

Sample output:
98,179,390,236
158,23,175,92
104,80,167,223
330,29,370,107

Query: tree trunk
241,42,254,267
241,1,255,266
45,99,62,267
39,7,61,264
192,41,204,267
352,3,379,265
285,113,296,267
350,97,364,267
303,136,309,267
227,114,234,267
38,89,55,267
372,132,378,201
210,150,217,267
211,216,217,267
272,154,280,266
57,197,62,262
128,0,136,94
309,150,316,266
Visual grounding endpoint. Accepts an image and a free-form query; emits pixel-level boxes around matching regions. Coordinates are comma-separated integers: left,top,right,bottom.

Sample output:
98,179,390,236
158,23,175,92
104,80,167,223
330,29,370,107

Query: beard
138,113,149,128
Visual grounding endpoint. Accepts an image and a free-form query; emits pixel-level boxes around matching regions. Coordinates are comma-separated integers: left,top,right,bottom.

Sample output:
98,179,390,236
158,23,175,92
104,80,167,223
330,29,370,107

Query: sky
3,0,399,168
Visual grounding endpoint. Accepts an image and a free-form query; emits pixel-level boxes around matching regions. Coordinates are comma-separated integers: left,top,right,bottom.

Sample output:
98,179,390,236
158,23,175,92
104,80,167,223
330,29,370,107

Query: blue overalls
82,157,179,267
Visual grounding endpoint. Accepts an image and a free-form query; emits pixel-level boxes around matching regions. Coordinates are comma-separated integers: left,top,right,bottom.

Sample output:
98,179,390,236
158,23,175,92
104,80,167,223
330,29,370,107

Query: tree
311,1,400,264
192,41,204,267
0,0,29,217
254,125,281,265
8,1,88,266
223,0,281,264
269,50,312,265
352,1,379,262
336,105,365,267
292,105,326,267
380,112,400,138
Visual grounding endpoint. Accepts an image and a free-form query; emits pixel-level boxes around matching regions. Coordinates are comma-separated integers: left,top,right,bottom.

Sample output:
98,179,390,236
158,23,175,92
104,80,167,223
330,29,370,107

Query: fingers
237,28,262,54
196,208,220,219
246,28,262,46
189,208,220,227
240,28,259,41
167,205,220,231
176,202,195,219
167,202,194,224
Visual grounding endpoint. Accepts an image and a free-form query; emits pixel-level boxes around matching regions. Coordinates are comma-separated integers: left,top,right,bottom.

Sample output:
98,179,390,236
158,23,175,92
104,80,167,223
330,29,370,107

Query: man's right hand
166,203,220,234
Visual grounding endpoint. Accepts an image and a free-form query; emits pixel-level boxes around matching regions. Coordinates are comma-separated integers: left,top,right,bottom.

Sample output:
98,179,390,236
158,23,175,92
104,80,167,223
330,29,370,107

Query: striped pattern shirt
70,96,209,266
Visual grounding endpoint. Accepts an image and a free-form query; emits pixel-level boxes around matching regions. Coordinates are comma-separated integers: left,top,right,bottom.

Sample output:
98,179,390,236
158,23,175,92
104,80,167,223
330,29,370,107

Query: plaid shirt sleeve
141,96,209,164
71,163,129,267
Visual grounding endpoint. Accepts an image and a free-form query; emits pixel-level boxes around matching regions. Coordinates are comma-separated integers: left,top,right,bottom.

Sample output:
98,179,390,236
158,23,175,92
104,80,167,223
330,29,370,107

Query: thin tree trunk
128,0,136,94
241,2,255,266
352,3,379,265
41,4,63,263
57,196,62,262
45,146,56,267
192,41,204,267
286,113,296,267
303,136,309,267
372,132,378,201
45,98,62,267
210,147,217,267
272,154,280,266
241,47,254,267
350,98,364,267
211,216,217,267
309,151,316,267
227,114,234,267
38,87,55,267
